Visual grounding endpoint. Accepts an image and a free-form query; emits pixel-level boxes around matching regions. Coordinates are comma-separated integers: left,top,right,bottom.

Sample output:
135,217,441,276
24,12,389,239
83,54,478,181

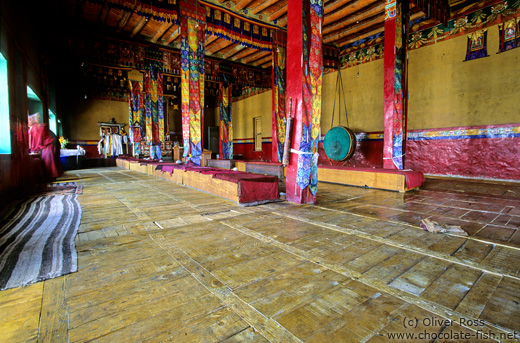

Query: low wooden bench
235,161,285,179
207,159,236,170
318,165,424,192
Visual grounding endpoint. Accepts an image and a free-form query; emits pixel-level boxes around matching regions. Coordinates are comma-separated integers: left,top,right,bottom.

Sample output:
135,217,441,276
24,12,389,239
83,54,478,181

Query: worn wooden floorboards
1,168,519,342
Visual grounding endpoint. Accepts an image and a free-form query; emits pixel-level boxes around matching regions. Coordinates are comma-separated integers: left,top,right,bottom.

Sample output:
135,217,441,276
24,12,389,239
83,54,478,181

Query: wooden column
271,54,279,163
285,0,322,204
383,0,409,169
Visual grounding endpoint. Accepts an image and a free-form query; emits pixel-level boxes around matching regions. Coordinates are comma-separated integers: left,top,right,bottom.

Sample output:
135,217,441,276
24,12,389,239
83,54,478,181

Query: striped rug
0,194,82,290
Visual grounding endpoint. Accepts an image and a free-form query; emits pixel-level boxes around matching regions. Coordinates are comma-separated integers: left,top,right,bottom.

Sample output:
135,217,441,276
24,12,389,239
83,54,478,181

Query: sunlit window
49,110,57,135
0,52,11,154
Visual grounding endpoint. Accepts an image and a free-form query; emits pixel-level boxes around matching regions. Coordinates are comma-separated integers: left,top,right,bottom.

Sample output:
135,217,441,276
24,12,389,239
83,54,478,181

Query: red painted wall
233,141,272,161
312,124,520,181
317,140,384,168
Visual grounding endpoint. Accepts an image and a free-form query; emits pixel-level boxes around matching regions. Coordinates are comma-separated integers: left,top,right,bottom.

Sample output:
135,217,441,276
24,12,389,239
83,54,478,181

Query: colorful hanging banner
390,0,409,170
86,0,179,23
204,3,279,51
144,47,165,146
180,12,206,165
272,43,286,163
219,77,233,160
128,75,144,155
296,0,323,195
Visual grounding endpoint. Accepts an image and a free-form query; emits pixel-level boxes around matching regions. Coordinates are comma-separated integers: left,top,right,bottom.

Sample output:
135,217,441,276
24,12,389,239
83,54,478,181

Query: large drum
323,126,356,161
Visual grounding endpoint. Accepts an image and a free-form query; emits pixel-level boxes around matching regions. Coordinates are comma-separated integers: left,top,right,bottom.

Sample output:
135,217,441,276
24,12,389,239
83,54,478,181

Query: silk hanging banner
180,2,206,165
296,0,323,195
219,78,233,159
144,47,164,145
272,43,286,163
128,77,144,155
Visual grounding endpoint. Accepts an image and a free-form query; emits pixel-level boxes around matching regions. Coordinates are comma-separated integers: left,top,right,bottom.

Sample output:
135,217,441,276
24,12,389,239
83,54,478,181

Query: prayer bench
235,161,285,179
206,159,236,170
317,165,424,192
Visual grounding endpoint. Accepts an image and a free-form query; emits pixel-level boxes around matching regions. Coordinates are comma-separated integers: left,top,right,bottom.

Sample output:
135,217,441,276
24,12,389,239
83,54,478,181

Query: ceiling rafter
252,55,271,66
324,13,383,44
269,5,287,22
323,2,384,35
231,47,258,60
206,39,234,55
251,0,278,15
222,44,247,59
130,16,148,37
335,23,385,47
324,0,378,25
97,2,111,30
325,0,355,14
235,0,255,11
260,61,272,69
164,26,180,44
217,42,241,57
241,50,270,64
205,34,220,48
151,22,174,43
116,9,133,33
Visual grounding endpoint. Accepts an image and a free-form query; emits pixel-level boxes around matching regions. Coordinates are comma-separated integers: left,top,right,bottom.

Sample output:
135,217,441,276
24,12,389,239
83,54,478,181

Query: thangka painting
498,18,519,52
219,77,233,160
180,16,205,165
296,0,323,195
464,30,488,61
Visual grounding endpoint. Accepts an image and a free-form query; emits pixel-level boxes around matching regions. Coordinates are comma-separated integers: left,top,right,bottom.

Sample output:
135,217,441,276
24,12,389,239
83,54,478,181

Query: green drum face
323,126,356,161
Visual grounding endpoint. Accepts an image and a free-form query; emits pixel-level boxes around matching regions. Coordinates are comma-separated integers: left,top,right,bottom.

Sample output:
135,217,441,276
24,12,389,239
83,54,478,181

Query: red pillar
271,53,278,163
285,0,322,204
383,0,409,169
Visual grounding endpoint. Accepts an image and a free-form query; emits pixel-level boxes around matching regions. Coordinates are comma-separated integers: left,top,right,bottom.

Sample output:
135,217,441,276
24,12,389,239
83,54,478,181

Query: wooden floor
1,167,520,342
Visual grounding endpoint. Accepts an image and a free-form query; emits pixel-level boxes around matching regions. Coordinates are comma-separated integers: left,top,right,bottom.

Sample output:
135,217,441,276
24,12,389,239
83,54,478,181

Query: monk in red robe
29,119,62,180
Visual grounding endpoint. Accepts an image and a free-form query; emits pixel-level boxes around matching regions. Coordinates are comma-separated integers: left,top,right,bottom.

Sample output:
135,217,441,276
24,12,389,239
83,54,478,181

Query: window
0,52,10,154
27,86,43,117
253,116,262,152
49,110,57,135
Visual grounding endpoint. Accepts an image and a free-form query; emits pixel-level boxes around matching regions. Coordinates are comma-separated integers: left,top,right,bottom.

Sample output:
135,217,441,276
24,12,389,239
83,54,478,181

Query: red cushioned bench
118,161,279,206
